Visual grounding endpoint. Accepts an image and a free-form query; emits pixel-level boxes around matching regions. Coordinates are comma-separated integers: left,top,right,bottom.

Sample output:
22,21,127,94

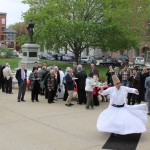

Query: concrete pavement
0,88,149,150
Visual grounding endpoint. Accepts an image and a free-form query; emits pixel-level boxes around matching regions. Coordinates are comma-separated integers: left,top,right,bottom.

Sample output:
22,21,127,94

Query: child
85,73,95,109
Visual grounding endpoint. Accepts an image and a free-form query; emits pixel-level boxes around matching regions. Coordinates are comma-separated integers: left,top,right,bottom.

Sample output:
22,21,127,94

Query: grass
0,58,108,81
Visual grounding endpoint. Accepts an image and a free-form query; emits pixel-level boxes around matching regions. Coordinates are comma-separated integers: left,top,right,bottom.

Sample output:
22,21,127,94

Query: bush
5,49,13,58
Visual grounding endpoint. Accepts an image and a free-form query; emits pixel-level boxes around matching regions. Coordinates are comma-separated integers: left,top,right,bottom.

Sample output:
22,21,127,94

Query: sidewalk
0,89,149,150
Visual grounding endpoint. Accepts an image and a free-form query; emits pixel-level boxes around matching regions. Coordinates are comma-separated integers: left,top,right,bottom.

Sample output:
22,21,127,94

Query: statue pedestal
19,43,40,70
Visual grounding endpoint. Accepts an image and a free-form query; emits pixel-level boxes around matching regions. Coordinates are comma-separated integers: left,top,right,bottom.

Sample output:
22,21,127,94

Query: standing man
145,73,150,115
121,64,130,86
0,63,6,92
15,64,27,102
75,65,87,104
3,63,13,94
65,67,75,107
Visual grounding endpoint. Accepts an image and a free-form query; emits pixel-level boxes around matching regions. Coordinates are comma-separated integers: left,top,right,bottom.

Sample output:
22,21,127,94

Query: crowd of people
0,61,150,115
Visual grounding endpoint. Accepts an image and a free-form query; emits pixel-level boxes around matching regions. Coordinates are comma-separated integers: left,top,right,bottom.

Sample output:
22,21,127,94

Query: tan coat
3,67,13,80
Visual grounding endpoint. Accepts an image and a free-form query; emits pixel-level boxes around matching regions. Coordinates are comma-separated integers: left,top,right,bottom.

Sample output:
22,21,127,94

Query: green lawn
0,58,108,81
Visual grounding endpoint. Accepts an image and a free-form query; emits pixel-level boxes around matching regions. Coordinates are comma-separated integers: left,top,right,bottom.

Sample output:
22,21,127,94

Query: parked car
80,56,97,64
117,55,129,64
38,52,54,60
134,57,145,65
11,52,19,58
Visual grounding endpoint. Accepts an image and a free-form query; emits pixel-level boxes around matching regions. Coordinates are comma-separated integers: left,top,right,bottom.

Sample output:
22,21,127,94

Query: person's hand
135,89,139,95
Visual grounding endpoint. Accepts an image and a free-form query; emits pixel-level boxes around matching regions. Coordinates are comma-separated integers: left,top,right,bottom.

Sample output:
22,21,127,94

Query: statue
26,19,34,43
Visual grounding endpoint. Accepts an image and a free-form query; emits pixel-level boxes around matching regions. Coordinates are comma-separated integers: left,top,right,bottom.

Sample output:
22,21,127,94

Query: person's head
112,75,121,89
42,65,46,70
93,69,99,78
5,62,9,67
142,66,147,72
77,64,82,72
73,62,77,67
109,65,113,70
54,66,59,72
66,67,73,74
34,62,38,67
133,67,138,74
114,67,119,73
21,64,26,70
124,64,128,70
33,67,38,73
50,69,55,77
91,63,95,69
88,72,93,78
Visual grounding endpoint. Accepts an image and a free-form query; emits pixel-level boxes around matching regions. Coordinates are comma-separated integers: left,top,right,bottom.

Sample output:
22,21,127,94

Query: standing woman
29,67,40,102
93,70,100,106
106,66,114,86
47,70,57,104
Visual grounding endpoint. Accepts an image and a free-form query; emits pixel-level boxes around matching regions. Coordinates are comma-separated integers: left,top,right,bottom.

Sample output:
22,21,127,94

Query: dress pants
66,90,73,104
18,80,26,100
86,91,94,108
5,77,12,93
77,89,87,104
63,83,68,101
1,78,5,92
31,89,39,101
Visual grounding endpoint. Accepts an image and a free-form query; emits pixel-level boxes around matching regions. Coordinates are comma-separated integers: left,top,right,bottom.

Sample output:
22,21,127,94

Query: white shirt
99,86,137,105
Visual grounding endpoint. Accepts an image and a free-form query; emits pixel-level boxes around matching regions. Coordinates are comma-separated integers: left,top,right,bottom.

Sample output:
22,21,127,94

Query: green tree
22,0,150,63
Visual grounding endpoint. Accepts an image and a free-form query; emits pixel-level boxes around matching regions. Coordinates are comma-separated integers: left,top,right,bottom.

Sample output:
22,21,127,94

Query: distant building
0,12,7,47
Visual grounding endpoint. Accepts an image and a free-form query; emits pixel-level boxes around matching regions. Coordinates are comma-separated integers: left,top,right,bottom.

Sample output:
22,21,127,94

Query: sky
0,0,29,26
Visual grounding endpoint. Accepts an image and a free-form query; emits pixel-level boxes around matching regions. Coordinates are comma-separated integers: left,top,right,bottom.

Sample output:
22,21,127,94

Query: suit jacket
65,73,74,91
75,70,87,90
145,76,150,101
15,69,27,85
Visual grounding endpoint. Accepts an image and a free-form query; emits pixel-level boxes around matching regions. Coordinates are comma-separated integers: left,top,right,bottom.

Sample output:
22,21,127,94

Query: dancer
97,75,147,135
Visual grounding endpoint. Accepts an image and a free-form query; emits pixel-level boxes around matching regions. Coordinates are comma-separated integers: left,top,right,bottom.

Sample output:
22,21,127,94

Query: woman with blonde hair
47,70,57,104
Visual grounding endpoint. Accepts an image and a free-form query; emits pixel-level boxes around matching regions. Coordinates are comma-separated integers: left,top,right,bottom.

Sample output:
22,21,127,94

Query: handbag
40,73,50,88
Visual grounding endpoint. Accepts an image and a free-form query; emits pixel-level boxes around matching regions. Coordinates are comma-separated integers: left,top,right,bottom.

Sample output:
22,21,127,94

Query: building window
1,18,5,24
1,35,5,40
1,27,5,31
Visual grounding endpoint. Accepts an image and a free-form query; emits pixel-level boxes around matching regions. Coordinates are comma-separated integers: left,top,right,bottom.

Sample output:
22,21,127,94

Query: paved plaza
0,87,149,150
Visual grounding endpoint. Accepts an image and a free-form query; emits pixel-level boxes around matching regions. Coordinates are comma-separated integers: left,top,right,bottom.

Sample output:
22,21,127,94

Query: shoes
21,100,25,102
51,101,55,103
32,100,34,102
36,100,39,102
147,112,150,115
9,92,13,94
77,102,82,105
111,133,120,137
18,99,20,102
70,103,74,106
65,104,71,107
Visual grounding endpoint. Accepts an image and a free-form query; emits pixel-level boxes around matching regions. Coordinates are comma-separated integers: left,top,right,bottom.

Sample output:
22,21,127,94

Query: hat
112,75,121,85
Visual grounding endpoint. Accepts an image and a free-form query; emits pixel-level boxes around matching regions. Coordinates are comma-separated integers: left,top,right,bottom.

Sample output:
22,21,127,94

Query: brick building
0,12,7,47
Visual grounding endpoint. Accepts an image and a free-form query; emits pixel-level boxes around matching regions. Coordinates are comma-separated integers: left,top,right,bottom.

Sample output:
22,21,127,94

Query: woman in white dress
97,75,148,135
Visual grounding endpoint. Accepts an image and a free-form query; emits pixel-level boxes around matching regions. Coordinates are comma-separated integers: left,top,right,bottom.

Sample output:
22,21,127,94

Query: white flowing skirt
96,104,148,135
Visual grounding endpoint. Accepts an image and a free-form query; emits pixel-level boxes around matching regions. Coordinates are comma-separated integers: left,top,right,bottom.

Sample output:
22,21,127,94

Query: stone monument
19,20,40,70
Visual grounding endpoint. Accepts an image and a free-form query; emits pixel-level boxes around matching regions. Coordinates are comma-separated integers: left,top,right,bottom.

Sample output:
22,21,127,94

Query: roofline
0,12,7,15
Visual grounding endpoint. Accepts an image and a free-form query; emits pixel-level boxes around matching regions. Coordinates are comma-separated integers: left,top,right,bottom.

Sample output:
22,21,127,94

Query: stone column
19,43,40,70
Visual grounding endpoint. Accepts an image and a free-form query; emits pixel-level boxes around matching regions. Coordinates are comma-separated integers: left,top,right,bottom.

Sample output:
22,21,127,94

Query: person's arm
99,87,111,96
124,86,139,95
145,78,150,90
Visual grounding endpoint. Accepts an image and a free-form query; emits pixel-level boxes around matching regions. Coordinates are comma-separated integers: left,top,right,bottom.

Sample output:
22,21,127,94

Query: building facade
0,12,7,47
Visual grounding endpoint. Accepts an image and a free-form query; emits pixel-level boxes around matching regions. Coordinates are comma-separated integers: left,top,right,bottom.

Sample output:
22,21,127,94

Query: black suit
0,66,6,92
75,70,87,104
15,69,27,101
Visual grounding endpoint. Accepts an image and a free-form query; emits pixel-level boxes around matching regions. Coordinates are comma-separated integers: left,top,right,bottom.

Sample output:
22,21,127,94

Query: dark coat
15,69,27,85
75,70,87,90
65,73,74,91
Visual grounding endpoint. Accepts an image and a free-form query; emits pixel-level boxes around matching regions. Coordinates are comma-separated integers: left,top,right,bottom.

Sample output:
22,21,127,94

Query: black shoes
147,112,150,115
65,104,71,107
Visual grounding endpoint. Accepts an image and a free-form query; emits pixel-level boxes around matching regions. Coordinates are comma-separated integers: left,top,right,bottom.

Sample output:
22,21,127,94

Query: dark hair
93,69,99,78
32,67,38,72
88,72,93,77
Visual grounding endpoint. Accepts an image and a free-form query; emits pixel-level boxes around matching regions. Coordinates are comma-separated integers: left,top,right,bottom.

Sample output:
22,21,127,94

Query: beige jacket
3,67,13,80
93,75,99,87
